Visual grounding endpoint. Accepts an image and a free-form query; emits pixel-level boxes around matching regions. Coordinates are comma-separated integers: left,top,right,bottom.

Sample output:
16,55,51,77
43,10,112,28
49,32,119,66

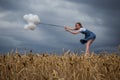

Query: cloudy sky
0,0,120,53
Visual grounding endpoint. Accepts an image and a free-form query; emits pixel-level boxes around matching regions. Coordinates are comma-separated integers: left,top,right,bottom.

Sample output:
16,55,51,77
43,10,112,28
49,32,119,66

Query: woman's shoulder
79,28,87,32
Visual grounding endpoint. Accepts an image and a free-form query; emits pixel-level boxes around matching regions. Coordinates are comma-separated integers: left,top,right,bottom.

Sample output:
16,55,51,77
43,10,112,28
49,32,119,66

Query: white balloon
27,23,36,30
24,24,29,30
23,15,29,21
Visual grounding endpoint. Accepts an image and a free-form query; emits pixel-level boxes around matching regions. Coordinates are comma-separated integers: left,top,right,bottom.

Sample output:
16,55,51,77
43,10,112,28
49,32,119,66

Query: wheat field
0,50,120,80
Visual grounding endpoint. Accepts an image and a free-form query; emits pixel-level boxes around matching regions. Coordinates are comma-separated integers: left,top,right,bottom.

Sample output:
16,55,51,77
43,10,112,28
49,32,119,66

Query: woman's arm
64,26,75,30
65,29,80,35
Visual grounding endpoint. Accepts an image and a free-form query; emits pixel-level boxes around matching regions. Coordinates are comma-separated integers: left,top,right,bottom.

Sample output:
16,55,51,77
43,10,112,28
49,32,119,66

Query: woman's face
75,23,80,30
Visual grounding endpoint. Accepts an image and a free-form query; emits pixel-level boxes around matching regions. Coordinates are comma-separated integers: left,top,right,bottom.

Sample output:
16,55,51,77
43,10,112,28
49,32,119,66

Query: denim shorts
80,33,96,44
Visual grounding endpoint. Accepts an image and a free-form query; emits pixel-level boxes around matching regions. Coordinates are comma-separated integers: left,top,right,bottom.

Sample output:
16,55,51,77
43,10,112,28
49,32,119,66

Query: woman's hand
64,26,80,34
64,26,70,31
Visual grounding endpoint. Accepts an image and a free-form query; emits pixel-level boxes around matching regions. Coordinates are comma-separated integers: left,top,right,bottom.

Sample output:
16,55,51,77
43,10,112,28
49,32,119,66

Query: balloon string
39,22,64,28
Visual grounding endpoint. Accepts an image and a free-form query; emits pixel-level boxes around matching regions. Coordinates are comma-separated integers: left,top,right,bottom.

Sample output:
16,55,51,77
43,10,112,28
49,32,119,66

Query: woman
64,22,96,56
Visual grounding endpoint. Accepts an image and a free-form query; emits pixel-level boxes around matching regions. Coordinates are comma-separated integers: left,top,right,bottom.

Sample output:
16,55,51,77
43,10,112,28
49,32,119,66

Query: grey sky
0,0,120,53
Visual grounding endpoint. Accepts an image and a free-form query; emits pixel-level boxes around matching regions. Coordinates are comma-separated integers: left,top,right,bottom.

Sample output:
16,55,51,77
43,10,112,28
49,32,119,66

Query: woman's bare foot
84,53,90,57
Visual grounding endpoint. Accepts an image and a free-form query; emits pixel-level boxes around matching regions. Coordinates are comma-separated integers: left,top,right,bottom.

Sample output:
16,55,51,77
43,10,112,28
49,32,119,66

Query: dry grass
0,51,120,80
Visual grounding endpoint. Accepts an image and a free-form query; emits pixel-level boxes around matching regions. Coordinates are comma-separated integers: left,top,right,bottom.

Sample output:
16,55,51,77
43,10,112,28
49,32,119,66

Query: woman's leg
85,39,94,56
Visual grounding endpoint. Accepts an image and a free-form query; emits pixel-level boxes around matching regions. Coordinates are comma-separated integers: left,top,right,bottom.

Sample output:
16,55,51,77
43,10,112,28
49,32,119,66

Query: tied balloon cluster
23,14,40,30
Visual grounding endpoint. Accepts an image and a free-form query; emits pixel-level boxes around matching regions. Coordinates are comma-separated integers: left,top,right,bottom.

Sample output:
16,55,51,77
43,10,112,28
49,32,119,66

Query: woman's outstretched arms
64,26,75,30
64,26,80,34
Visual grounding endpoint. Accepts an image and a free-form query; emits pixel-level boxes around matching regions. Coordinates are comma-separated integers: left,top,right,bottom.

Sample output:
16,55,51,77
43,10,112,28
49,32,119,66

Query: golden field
0,51,120,80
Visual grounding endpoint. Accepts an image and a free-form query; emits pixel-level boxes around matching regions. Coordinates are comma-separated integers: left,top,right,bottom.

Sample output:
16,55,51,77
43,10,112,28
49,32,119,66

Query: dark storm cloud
0,0,29,11
68,0,120,10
